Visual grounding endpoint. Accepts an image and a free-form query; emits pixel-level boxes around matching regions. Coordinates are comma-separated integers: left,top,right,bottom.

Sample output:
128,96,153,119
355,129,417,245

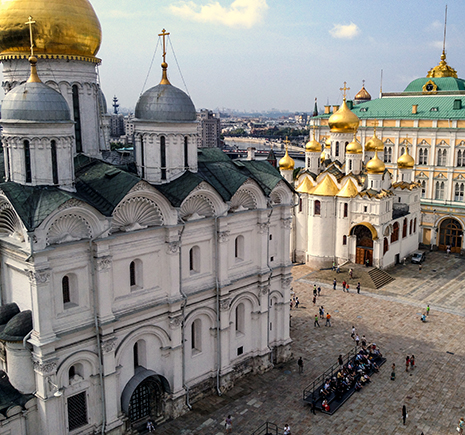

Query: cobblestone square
159,252,465,434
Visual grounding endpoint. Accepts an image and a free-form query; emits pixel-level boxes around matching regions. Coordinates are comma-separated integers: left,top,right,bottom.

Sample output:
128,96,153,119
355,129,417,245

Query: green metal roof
403,77,465,92
0,148,290,231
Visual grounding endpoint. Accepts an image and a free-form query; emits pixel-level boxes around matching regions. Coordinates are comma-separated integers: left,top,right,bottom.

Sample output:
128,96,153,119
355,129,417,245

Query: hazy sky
89,0,465,113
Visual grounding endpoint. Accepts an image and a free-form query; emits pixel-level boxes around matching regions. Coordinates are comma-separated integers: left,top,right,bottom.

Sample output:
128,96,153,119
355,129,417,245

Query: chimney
247,147,256,160
412,104,418,114
324,105,331,114
332,105,340,113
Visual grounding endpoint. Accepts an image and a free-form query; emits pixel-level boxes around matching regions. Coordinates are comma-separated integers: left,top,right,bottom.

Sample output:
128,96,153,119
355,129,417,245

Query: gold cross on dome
311,125,317,139
284,136,290,150
25,16,35,57
158,28,170,63
340,81,350,100
362,79,365,87
372,118,378,133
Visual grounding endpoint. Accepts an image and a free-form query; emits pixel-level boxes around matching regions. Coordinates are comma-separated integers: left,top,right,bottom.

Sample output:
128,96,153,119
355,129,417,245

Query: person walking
391,363,396,381
356,282,361,294
225,415,233,434
342,280,346,292
319,306,324,319
338,354,344,368
402,405,407,425
351,326,356,340
295,297,300,308
410,355,415,370
405,356,410,372
332,261,336,271
426,304,430,316
313,285,317,297
298,357,303,374
146,419,156,433
283,424,291,435
333,278,337,290
314,315,320,327
346,283,350,292
458,417,464,434
349,268,353,279
325,312,331,327
317,286,321,296
355,334,360,346
312,295,316,305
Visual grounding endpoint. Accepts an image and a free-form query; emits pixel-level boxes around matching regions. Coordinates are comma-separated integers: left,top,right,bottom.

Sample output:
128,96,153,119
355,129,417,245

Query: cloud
329,22,360,39
169,0,268,28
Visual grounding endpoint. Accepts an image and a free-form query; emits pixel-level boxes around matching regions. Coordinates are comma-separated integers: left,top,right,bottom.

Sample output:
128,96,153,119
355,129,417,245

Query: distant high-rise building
110,113,125,137
197,109,221,147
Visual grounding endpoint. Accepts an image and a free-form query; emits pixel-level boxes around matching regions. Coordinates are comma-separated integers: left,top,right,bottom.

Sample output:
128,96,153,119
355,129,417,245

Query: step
368,268,395,289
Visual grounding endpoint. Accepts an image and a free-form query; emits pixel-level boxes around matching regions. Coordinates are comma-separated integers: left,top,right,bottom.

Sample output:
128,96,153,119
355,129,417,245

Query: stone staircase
368,268,395,289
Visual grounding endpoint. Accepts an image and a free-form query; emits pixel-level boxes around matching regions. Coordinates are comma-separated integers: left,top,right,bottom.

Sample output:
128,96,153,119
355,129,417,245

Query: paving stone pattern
157,252,465,434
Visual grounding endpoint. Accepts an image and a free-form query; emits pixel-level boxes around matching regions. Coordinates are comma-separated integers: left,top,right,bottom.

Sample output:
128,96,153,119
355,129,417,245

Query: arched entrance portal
438,218,463,253
122,367,170,429
351,224,375,265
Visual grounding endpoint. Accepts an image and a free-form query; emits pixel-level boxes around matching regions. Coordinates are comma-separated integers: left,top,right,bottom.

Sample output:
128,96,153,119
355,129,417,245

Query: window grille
68,391,87,431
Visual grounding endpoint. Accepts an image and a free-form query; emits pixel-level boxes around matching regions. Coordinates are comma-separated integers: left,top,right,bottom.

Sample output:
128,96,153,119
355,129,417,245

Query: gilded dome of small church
0,0,102,62
365,132,384,152
366,150,385,174
346,137,362,154
279,149,295,171
397,147,415,169
354,85,371,101
328,100,360,133
427,50,457,78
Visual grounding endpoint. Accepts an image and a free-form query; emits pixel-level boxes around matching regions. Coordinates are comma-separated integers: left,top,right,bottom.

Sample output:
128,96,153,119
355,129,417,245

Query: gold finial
25,16,40,83
311,125,317,140
340,81,350,101
362,79,365,88
284,136,290,150
158,28,171,85
372,119,378,134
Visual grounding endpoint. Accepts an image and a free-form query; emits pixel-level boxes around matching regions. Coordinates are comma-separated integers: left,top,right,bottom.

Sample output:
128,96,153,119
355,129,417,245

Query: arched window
419,148,428,165
298,198,303,213
402,218,408,238
409,220,413,235
458,150,464,167
133,340,147,371
383,237,389,254
335,141,339,157
235,235,244,261
400,146,405,157
343,203,348,218
435,181,445,200
421,180,426,198
51,140,58,184
140,135,145,178
342,235,347,245
454,183,465,202
62,275,70,304
437,149,447,166
24,140,31,183
314,200,321,216
184,136,189,169
191,319,202,352
391,222,399,243
414,218,417,233
384,147,392,163
349,159,352,171
129,259,143,289
160,136,166,180
189,246,200,273
72,85,82,153
235,303,245,333
68,363,84,384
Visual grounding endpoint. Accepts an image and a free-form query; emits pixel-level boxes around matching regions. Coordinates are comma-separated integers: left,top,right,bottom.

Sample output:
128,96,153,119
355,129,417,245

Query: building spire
442,5,447,56
158,28,171,85
25,16,40,83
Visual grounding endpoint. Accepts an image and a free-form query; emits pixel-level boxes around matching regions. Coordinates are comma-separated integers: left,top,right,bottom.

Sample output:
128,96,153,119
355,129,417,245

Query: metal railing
302,346,359,402
251,422,279,435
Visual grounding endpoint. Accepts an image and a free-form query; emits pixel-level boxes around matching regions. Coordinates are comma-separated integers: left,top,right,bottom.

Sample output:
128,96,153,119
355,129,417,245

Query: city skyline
55,1,465,112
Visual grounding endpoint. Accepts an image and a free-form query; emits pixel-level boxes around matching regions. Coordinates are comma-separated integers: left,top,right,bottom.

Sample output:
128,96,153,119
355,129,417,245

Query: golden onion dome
328,100,360,133
0,0,102,63
366,150,385,174
397,147,415,169
365,133,384,152
346,137,363,154
354,85,371,101
325,137,331,148
279,149,295,170
305,138,321,153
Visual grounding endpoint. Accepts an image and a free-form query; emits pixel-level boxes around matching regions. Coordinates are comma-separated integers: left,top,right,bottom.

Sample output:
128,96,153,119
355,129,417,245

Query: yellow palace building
311,51,465,253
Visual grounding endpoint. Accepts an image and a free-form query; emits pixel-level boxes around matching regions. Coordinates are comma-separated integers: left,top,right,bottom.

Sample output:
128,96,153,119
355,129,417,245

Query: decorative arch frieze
0,201,25,242
270,180,293,205
180,194,215,220
46,213,93,245
112,196,165,232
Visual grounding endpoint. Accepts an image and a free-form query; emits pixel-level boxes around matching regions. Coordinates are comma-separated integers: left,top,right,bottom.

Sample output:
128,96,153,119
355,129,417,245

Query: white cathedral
0,1,293,434
279,90,421,270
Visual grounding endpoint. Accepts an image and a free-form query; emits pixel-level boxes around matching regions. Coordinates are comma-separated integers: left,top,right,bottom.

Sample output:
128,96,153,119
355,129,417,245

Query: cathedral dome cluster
0,0,101,62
